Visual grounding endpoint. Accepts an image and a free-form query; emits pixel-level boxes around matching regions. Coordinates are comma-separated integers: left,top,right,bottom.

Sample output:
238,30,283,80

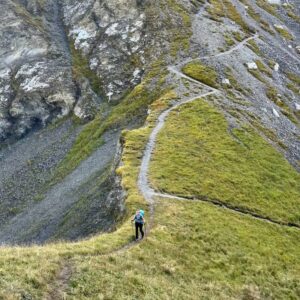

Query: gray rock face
0,0,151,140
0,0,76,140
0,0,194,141
63,0,148,102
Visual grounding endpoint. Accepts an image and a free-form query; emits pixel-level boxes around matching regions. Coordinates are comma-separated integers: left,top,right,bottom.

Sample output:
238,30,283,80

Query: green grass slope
150,99,300,225
0,91,299,299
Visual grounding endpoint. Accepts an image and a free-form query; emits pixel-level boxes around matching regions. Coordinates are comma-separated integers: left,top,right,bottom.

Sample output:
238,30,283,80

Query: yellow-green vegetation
259,19,276,34
117,90,178,209
287,72,300,85
0,90,177,299
266,86,281,104
207,0,253,33
274,26,294,40
286,9,300,24
287,82,300,95
182,61,218,87
255,59,272,77
224,32,236,48
246,61,269,84
67,199,300,299
256,0,279,17
224,67,252,95
265,87,298,124
12,2,45,33
150,99,300,225
247,39,261,56
239,0,275,34
246,112,287,149
0,88,300,299
247,68,268,84
232,31,244,42
162,0,193,57
70,43,104,96
286,72,300,97
267,59,276,69
55,62,169,180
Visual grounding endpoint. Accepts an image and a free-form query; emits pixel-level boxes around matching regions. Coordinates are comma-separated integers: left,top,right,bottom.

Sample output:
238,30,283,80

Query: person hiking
131,209,145,240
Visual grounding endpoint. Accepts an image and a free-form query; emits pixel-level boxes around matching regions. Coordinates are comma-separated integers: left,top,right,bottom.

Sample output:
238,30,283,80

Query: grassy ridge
61,95,300,299
67,200,300,299
0,90,300,299
150,99,300,225
0,90,176,299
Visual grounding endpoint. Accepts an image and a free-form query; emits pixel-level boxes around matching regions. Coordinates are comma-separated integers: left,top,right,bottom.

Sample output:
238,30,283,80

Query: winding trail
47,34,297,299
138,34,300,231
178,34,259,67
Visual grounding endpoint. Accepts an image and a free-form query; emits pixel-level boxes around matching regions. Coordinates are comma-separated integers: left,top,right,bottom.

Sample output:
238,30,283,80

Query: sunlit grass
150,98,300,225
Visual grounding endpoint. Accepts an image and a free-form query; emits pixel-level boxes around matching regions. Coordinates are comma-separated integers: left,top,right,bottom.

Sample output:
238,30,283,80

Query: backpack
135,213,143,223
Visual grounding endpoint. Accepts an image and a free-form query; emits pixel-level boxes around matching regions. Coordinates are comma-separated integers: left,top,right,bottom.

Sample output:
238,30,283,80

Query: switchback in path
138,35,300,231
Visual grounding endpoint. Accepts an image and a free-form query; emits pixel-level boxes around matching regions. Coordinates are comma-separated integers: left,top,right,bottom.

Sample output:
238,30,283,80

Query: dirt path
46,33,298,299
154,192,300,229
178,34,259,67
138,36,300,231
137,88,218,227
47,263,72,300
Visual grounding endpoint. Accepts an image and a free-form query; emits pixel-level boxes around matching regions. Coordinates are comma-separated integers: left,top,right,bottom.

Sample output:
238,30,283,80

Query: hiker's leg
140,223,144,238
135,222,139,239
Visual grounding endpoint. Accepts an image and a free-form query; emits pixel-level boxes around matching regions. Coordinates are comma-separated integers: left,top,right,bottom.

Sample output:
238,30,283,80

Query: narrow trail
178,34,259,67
154,192,300,229
138,34,300,231
138,89,218,216
46,34,297,299
46,263,72,300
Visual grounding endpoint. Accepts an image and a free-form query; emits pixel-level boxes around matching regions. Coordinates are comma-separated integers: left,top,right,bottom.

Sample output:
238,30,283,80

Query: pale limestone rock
222,78,231,85
247,62,258,70
272,108,280,117
267,0,281,5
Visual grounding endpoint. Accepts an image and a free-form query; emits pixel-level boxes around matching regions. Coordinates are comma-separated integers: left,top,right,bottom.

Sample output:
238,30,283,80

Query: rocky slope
0,0,196,244
0,0,299,244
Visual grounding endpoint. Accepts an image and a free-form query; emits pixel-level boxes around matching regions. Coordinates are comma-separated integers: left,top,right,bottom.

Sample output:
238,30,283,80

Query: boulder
267,0,281,5
274,24,284,30
222,78,231,85
274,63,279,72
295,103,300,111
246,62,258,70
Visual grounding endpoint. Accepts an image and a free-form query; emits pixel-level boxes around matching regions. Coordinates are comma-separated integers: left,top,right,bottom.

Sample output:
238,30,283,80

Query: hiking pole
131,221,135,240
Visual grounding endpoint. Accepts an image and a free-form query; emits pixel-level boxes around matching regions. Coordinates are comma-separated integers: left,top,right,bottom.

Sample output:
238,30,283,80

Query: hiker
131,209,145,240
